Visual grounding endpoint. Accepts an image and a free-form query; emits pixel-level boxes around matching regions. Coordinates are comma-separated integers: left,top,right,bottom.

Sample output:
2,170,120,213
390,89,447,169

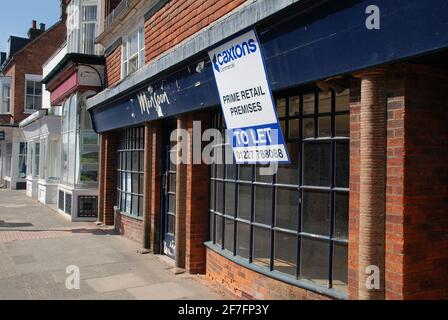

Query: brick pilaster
357,69,387,300
149,122,163,254
185,112,211,274
175,116,188,269
103,131,119,226
97,134,105,224
142,122,152,250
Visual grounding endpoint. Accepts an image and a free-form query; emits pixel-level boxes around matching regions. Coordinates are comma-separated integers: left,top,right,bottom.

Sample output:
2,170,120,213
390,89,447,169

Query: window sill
204,242,348,300
114,208,143,222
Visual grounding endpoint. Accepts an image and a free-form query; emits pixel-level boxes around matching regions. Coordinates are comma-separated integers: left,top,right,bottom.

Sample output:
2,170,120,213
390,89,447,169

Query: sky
0,0,61,52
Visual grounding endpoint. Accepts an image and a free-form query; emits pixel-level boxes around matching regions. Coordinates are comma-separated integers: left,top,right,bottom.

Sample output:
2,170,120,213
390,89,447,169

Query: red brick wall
206,249,332,300
400,64,448,299
114,213,144,243
105,46,121,87
2,21,66,125
144,0,246,63
349,63,448,300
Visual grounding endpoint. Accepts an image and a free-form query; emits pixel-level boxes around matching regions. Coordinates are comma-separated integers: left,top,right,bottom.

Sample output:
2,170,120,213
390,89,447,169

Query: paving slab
0,189,230,300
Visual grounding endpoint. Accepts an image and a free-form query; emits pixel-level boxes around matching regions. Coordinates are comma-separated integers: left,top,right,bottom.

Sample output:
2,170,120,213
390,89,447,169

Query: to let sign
209,30,290,164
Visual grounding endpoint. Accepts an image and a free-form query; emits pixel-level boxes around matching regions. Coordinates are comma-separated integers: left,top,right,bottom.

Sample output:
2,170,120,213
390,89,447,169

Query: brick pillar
357,69,387,300
149,122,163,254
97,134,106,224
175,115,188,269
185,113,210,274
103,131,118,226
142,123,151,250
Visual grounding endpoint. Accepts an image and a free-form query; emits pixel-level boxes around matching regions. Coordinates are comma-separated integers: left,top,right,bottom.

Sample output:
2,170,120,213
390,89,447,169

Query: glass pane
132,195,139,216
253,227,271,268
335,114,350,137
126,152,132,171
319,91,332,113
225,182,236,216
254,186,272,225
216,182,224,214
336,89,350,112
239,165,252,181
318,116,332,137
275,188,298,230
215,215,223,246
289,96,300,116
129,31,139,56
226,163,237,180
300,238,329,286
255,164,273,183
334,193,349,239
236,222,250,259
209,181,215,211
168,194,176,214
26,81,34,95
238,184,251,221
335,142,349,188
333,244,348,292
302,190,330,236
167,214,175,234
224,218,234,252
289,119,300,140
274,231,297,276
303,118,315,139
276,98,286,118
276,143,299,185
169,173,176,193
210,213,215,242
303,94,315,114
128,56,138,74
132,151,139,171
132,173,139,194
303,143,330,187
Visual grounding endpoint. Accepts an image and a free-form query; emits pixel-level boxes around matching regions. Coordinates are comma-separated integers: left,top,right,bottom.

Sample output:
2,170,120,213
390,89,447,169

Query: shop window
117,127,144,218
24,75,42,112
4,143,12,177
18,142,27,179
209,88,350,293
122,25,145,78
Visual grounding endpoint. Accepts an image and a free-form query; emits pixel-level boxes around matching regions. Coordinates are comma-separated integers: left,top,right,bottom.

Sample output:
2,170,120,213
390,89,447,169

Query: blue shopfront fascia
89,0,448,133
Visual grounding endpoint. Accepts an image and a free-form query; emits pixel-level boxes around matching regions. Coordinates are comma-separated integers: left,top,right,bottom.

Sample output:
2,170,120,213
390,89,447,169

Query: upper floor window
122,26,145,78
1,82,11,114
67,0,99,55
25,75,42,112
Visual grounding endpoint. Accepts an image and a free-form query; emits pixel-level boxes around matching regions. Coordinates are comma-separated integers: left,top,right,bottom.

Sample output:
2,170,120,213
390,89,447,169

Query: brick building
0,17,66,189
87,0,448,300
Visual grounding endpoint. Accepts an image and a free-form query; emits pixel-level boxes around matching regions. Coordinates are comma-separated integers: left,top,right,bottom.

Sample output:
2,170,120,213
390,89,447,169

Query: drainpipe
357,68,387,300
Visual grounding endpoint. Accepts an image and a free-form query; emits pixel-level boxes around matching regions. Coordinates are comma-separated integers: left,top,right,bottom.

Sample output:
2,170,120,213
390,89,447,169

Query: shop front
42,50,104,221
88,0,448,300
19,110,61,204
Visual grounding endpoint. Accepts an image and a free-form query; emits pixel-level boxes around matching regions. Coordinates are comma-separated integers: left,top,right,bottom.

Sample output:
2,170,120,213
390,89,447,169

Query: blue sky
0,0,61,52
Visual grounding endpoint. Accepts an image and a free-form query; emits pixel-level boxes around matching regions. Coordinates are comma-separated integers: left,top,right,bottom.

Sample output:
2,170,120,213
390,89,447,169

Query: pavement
0,189,231,300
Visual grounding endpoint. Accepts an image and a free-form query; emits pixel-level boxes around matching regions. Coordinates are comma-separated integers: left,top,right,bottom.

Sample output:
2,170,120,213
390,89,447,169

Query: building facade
0,19,66,190
41,0,104,222
87,0,448,300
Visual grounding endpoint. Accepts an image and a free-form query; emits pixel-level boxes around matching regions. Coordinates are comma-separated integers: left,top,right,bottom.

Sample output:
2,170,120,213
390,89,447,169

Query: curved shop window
209,88,350,294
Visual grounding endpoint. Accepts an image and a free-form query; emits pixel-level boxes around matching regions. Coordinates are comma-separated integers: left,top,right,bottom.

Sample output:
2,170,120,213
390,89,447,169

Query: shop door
162,140,177,260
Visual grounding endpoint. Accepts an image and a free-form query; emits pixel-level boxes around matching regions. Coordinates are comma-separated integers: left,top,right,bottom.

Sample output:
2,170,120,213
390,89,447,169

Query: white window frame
67,0,100,55
0,77,11,115
24,74,42,114
121,23,145,79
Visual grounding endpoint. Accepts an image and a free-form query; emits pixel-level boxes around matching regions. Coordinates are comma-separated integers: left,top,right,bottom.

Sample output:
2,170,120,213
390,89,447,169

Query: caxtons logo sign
212,38,258,73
